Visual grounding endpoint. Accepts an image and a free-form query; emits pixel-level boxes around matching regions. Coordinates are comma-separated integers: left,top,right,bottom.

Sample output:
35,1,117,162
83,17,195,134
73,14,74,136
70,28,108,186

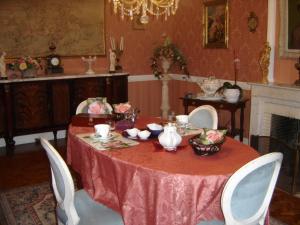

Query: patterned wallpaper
63,0,268,83
172,0,268,82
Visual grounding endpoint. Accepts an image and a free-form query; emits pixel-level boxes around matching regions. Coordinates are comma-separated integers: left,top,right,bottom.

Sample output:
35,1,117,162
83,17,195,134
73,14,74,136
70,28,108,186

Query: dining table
67,116,260,225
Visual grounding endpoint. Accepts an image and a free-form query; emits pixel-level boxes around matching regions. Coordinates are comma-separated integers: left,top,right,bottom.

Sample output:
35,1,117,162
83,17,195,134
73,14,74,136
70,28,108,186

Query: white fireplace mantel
249,82,300,137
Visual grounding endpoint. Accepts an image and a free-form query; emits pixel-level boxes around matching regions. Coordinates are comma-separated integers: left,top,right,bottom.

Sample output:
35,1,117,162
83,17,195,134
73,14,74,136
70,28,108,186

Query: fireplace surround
250,83,300,195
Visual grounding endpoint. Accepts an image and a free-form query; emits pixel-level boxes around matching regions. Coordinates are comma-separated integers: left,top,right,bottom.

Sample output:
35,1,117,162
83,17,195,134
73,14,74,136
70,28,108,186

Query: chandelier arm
110,0,180,22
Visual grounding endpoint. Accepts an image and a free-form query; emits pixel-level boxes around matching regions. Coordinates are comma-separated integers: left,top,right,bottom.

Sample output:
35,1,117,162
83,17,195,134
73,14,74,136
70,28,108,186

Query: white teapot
197,76,221,97
158,123,182,151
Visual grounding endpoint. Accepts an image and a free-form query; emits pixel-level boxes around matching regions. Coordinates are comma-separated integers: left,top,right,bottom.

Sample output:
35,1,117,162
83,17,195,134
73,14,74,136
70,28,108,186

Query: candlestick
82,56,96,75
110,37,116,50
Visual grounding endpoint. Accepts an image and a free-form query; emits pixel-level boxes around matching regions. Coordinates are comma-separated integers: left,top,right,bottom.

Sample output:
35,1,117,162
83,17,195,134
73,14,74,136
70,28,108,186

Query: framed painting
279,0,300,58
203,0,229,48
0,0,105,58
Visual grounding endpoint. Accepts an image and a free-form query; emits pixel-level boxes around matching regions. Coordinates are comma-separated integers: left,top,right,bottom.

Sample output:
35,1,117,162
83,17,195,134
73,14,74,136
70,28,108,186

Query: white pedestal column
267,0,276,83
161,74,171,119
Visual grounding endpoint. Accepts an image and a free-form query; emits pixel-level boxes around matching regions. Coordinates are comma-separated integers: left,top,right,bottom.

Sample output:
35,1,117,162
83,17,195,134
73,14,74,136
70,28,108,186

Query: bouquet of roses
87,97,112,114
10,56,41,71
113,102,132,113
197,129,227,145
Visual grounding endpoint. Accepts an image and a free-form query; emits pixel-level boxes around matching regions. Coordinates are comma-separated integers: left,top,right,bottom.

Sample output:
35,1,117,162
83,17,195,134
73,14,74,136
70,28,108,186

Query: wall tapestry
0,0,105,57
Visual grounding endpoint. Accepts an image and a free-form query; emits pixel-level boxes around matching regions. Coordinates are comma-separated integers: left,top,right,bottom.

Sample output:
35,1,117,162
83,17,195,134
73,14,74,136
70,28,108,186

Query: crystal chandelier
108,0,180,24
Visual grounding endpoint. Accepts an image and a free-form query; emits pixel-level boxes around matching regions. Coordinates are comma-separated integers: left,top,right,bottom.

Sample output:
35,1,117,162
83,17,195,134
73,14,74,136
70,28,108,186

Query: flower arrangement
87,97,112,114
198,129,227,145
151,36,189,79
10,56,41,72
189,129,227,156
216,50,243,99
113,102,132,113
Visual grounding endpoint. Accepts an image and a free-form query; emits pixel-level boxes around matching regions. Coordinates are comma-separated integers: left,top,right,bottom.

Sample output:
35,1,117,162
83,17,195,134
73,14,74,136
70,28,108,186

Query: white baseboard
0,130,66,148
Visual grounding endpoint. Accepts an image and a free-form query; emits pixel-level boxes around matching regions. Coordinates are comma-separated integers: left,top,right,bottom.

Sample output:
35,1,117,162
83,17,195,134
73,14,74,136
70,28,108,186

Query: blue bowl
146,128,162,138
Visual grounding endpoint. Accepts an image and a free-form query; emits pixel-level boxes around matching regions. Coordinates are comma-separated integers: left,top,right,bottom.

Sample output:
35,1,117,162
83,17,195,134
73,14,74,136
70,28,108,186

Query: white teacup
94,124,110,139
137,130,151,140
126,128,140,137
176,115,189,125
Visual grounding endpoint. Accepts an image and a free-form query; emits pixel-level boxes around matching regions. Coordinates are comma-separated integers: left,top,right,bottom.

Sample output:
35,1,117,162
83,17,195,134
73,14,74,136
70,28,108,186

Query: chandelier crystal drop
108,0,180,24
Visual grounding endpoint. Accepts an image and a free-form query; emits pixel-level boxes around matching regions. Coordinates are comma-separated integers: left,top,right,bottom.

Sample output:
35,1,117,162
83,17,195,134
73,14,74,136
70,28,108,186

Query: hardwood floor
0,140,300,225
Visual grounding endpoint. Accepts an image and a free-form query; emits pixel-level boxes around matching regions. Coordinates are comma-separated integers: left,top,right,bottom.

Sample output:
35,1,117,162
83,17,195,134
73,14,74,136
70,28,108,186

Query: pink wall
64,0,268,83
63,2,176,75
172,0,268,82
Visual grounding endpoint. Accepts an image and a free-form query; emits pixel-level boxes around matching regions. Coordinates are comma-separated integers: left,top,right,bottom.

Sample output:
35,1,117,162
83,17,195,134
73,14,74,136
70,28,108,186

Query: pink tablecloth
67,117,259,225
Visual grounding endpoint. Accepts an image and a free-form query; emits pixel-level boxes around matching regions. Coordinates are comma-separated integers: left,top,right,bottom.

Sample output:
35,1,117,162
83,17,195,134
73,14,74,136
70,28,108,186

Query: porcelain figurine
158,123,182,151
0,52,7,79
109,49,116,72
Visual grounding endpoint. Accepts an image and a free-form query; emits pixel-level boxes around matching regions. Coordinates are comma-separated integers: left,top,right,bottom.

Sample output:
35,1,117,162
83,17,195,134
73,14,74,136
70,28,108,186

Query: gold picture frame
279,0,300,58
0,0,105,57
203,0,229,48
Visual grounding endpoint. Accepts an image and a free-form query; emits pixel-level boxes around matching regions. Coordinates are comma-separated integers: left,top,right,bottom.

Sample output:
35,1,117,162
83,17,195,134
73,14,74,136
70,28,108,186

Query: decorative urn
197,76,221,97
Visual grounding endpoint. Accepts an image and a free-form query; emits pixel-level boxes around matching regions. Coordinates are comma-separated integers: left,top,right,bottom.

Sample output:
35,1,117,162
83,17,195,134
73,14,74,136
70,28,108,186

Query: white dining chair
188,105,218,129
40,137,124,225
197,152,283,225
75,97,113,115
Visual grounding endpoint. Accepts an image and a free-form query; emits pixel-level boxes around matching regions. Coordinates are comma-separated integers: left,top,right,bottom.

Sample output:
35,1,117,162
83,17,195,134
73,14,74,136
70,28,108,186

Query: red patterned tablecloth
67,117,259,225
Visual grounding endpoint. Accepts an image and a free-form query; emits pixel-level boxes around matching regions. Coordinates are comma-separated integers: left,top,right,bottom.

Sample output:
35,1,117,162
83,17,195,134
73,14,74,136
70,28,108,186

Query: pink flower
114,102,131,113
88,102,106,114
206,130,223,143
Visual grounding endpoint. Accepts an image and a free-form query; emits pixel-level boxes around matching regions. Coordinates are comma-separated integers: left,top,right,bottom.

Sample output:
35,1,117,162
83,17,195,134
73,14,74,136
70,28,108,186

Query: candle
120,36,124,51
233,49,239,60
110,37,116,50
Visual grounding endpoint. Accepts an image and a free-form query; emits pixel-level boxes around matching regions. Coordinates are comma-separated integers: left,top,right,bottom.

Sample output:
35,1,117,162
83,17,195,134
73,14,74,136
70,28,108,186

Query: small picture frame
132,16,145,30
203,0,229,48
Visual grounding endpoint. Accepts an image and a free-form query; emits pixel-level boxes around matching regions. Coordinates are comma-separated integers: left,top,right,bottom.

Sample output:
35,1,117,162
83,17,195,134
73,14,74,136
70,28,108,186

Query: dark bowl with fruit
189,129,227,156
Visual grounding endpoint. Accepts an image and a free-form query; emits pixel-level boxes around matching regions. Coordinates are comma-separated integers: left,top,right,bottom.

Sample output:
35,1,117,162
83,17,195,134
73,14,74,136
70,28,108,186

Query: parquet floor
0,139,299,225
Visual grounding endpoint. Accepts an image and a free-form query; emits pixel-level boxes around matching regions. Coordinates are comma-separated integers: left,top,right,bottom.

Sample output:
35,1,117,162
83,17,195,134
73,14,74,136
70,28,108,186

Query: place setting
77,123,139,151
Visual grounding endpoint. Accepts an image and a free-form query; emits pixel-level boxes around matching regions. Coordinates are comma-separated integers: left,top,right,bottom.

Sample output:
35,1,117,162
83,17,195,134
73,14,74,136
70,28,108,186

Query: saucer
90,133,115,141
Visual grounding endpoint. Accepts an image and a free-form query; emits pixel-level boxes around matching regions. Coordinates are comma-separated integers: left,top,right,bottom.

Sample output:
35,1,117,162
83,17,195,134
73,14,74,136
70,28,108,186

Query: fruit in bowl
189,129,227,156
147,123,163,137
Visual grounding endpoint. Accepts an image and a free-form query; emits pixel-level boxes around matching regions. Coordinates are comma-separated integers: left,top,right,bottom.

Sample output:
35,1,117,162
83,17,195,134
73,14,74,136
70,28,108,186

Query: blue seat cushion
56,189,123,225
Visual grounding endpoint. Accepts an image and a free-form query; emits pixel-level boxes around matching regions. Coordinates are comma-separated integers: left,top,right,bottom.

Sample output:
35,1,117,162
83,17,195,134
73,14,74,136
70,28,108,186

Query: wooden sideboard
0,73,128,155
180,97,249,142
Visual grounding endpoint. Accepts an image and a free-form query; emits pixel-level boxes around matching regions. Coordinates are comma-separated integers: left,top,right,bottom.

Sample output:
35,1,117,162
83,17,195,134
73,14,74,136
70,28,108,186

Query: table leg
240,107,245,142
231,110,236,139
183,100,189,114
